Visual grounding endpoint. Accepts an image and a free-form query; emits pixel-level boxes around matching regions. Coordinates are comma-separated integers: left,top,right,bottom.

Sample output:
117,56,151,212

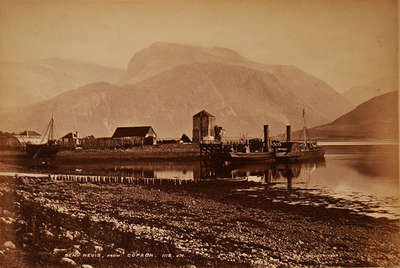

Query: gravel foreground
0,175,399,267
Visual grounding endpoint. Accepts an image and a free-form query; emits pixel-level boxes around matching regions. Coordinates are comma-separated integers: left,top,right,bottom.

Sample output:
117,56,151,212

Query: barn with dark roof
111,126,157,145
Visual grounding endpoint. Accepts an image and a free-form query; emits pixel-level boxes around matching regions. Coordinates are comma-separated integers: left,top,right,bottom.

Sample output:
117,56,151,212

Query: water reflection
50,156,396,219
0,145,398,218
227,159,326,189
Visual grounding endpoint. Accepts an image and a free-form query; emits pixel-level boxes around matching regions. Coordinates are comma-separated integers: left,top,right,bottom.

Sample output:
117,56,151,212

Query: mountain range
1,42,356,138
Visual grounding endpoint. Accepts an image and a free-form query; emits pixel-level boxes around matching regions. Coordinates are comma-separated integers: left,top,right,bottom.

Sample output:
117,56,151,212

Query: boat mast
39,115,54,143
49,114,54,141
302,108,308,146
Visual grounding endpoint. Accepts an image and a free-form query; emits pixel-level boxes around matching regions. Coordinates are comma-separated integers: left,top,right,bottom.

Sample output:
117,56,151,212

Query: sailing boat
26,115,60,158
299,108,325,159
274,109,325,161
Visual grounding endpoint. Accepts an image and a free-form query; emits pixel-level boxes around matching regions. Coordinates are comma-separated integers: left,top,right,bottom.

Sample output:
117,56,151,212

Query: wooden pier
199,143,226,161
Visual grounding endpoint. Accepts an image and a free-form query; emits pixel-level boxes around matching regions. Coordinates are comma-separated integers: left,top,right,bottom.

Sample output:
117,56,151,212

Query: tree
214,125,223,141
180,134,191,143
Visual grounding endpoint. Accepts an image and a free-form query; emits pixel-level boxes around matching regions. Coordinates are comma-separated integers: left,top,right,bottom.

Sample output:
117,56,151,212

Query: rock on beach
3,241,16,249
60,257,77,266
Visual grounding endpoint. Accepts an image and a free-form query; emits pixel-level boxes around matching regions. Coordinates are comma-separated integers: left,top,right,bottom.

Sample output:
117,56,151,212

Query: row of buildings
11,110,217,149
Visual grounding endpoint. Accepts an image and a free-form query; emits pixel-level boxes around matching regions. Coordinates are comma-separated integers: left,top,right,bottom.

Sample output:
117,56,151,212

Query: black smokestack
286,125,291,142
264,125,269,152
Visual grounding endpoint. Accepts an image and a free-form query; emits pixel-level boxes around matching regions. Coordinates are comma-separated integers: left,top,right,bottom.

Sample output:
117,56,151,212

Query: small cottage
61,131,80,148
111,126,157,145
192,110,215,143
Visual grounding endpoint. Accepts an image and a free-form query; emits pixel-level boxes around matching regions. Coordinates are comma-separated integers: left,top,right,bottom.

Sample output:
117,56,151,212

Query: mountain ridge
1,42,355,139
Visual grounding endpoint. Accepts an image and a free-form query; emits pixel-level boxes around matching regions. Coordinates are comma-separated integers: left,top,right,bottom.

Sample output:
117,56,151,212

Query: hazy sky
0,0,398,92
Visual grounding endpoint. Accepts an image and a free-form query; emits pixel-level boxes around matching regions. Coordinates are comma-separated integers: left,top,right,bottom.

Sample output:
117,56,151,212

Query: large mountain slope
0,58,124,109
1,43,354,138
297,91,398,140
122,42,352,119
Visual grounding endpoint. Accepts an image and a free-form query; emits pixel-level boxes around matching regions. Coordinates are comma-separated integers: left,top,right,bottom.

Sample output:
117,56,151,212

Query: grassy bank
0,175,399,267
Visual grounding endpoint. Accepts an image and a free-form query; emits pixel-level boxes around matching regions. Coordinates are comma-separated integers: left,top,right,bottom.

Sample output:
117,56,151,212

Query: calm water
0,144,398,218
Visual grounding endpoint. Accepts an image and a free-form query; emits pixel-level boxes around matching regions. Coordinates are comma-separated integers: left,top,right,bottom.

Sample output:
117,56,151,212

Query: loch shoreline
0,174,399,267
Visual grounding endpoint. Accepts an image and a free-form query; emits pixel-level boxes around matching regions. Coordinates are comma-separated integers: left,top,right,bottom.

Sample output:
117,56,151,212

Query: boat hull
275,148,325,161
229,152,275,163
26,143,59,158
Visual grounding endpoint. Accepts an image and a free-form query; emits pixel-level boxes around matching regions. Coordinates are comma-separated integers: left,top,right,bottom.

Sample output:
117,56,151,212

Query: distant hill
343,86,395,106
0,58,124,109
293,91,398,140
342,75,397,106
0,43,354,138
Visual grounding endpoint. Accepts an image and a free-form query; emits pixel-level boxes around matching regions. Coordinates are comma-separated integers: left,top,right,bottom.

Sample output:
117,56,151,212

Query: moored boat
229,151,275,162
26,141,59,158
274,141,325,161
26,115,60,158
273,109,325,161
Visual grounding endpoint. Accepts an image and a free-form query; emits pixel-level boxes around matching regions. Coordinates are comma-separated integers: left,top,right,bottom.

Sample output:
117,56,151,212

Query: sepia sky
0,0,398,92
